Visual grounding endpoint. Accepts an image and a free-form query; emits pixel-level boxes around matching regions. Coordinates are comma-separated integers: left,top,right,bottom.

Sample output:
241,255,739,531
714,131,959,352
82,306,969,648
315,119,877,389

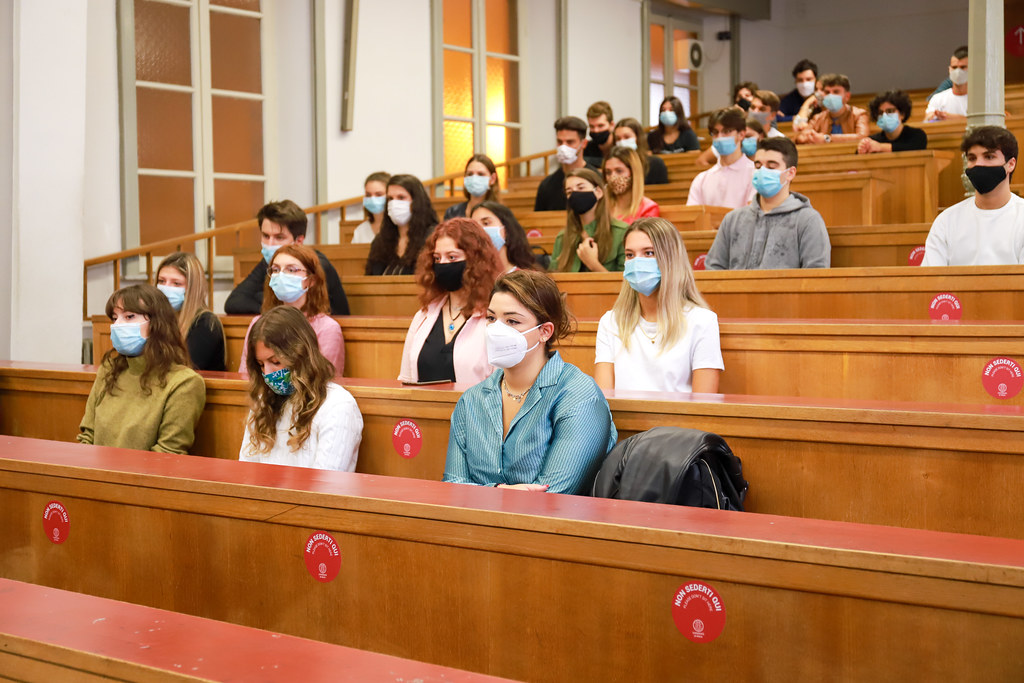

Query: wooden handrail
82,147,559,319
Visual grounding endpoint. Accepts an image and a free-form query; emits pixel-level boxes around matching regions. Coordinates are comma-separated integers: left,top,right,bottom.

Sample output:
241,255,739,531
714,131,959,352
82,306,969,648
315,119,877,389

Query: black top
647,128,700,154
365,258,415,276
443,201,468,220
869,125,928,153
416,312,462,382
186,310,226,372
224,249,350,315
645,155,669,185
777,88,805,120
533,162,600,212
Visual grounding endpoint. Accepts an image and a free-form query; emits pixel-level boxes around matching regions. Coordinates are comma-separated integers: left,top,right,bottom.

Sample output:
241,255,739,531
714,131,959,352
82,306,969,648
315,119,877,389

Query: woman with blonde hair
238,244,343,376
155,251,226,371
239,306,362,471
78,284,206,453
594,217,723,393
550,168,627,273
602,146,661,225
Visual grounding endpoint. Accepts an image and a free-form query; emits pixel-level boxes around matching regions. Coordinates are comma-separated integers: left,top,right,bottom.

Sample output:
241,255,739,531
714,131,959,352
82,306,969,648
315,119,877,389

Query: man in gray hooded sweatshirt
706,137,830,270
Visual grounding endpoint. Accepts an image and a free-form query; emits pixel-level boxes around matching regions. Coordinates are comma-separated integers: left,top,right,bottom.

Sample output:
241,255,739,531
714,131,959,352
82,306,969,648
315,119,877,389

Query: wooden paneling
1,437,1022,681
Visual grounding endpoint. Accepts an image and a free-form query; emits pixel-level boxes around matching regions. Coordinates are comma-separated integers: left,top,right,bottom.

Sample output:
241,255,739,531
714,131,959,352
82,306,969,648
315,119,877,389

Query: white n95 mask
486,320,542,369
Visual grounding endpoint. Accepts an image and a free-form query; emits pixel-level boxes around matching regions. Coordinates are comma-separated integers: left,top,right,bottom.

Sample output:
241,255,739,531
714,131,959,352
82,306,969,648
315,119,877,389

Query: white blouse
595,306,724,393
239,383,363,471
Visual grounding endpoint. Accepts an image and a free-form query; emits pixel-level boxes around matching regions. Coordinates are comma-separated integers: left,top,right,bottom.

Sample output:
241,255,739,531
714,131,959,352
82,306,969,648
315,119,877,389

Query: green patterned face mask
262,367,295,396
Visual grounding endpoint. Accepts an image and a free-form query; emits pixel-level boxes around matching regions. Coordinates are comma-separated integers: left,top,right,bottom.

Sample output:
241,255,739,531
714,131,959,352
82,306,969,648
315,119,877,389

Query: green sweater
550,218,628,272
78,356,207,454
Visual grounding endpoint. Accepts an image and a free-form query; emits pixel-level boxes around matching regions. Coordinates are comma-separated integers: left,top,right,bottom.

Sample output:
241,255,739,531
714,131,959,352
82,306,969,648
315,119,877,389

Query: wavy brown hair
470,201,539,271
100,284,190,400
366,174,438,274
491,270,575,353
262,244,330,317
555,168,612,272
414,218,501,315
243,306,337,455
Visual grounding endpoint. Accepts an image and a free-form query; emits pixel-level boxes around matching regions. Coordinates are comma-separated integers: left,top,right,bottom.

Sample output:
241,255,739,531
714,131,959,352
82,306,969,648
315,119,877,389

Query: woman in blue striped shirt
443,270,618,494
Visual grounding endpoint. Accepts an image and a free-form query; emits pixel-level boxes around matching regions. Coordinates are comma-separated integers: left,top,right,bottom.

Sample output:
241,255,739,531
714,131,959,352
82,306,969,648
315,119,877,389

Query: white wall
700,13,734,119
519,0,558,169
565,0,643,123
0,0,13,359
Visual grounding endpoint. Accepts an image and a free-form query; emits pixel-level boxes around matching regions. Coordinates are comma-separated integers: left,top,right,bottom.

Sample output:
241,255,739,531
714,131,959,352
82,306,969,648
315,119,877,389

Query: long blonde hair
612,217,709,353
155,252,226,369
556,168,612,272
602,146,645,221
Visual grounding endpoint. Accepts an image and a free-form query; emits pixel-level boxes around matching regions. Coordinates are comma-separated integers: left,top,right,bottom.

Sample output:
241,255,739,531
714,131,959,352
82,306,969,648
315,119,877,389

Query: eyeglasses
269,266,307,276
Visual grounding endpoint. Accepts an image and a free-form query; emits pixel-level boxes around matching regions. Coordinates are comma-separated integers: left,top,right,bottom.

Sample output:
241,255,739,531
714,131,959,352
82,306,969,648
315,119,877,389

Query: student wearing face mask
443,269,617,494
582,101,616,167
795,73,869,145
707,137,830,270
749,91,786,138
443,154,500,220
366,174,439,275
602,146,660,224
352,171,390,244
78,284,206,454
239,306,362,472
225,200,350,315
694,108,764,170
398,218,502,385
551,168,627,273
778,59,818,121
647,96,699,154
239,245,343,377
925,46,969,122
470,201,540,273
595,218,723,393
155,252,225,371
922,126,1024,266
533,117,599,212
732,81,758,111
687,108,756,209
858,91,928,155
612,118,669,185
792,79,825,132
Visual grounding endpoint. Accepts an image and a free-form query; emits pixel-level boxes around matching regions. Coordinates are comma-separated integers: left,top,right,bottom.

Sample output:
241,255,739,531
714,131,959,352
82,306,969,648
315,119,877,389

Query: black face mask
737,98,751,111
567,191,599,214
590,130,610,145
965,164,1008,195
432,260,466,291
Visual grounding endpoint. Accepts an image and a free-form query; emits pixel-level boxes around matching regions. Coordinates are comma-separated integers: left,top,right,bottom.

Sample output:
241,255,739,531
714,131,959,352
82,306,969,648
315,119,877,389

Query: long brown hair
263,244,329,318
492,270,575,353
556,168,612,272
362,171,390,222
602,146,645,221
100,284,190,400
367,174,438,274
462,154,500,203
415,218,501,315
155,252,226,368
613,117,651,176
243,306,337,455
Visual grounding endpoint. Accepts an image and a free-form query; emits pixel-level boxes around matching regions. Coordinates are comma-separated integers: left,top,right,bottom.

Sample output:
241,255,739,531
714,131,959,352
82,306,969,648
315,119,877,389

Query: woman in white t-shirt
352,171,389,244
594,217,723,393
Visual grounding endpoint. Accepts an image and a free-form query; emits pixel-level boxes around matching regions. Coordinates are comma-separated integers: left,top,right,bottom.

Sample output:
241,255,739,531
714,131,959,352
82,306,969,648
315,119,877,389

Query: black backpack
591,427,748,511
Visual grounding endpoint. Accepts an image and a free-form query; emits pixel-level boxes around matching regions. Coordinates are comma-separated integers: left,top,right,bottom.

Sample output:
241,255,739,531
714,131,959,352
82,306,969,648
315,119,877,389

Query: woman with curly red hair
398,218,502,385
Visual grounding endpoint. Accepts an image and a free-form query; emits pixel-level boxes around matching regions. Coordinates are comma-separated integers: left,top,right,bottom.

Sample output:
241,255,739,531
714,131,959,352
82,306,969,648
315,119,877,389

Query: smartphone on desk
401,379,454,386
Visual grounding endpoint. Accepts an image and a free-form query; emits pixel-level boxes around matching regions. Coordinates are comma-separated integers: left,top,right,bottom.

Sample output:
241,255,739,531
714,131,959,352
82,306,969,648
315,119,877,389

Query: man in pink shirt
687,108,756,209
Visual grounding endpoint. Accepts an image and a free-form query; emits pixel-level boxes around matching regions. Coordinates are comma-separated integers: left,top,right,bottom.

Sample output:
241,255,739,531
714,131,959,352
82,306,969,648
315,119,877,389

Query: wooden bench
3,363,1024,538
2,436,1022,680
0,578,505,683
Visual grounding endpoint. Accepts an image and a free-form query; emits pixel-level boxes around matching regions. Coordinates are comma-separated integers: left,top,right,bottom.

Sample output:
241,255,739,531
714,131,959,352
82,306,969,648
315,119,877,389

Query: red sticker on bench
43,501,69,544
908,246,925,266
304,531,341,583
929,293,962,321
526,229,543,239
392,419,422,458
671,581,726,643
982,357,1024,399
693,254,707,270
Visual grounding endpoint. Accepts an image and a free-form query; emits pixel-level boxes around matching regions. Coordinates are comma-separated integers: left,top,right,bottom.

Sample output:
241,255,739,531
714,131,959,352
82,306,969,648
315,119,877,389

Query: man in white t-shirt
922,126,1024,266
925,46,968,122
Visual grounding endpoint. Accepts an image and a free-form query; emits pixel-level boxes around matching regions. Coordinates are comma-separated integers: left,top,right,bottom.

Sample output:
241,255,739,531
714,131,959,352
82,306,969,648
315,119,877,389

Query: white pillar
0,0,14,360
967,0,1005,128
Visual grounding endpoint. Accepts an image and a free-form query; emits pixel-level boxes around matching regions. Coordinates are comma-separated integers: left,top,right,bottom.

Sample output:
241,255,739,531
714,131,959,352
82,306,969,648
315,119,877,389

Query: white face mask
796,80,816,98
387,199,412,226
486,320,542,369
556,144,579,165
949,67,968,86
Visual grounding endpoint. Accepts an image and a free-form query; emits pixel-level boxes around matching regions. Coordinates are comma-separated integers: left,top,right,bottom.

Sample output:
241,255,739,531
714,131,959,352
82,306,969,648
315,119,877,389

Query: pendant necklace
447,296,463,332
503,379,528,402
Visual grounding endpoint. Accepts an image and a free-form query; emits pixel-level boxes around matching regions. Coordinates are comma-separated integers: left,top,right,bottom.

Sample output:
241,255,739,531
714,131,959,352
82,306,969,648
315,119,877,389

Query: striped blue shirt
443,351,618,494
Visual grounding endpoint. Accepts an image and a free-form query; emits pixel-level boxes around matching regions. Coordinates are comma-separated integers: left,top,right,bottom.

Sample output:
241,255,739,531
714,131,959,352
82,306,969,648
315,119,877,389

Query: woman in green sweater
550,168,627,273
79,284,206,454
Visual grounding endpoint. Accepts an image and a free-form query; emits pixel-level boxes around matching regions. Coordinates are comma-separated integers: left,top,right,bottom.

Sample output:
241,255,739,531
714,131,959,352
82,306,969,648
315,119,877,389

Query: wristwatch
824,134,832,143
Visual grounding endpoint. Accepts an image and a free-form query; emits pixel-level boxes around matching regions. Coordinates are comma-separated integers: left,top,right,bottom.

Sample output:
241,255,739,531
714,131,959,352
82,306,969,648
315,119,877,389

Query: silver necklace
502,379,528,402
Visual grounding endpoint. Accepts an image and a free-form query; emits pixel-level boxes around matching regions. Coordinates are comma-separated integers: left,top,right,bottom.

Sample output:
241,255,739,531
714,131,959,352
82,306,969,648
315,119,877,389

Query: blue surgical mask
463,175,491,197
111,322,147,357
157,285,185,311
362,195,386,214
261,243,281,264
752,168,785,198
269,272,308,303
617,137,638,151
712,135,737,157
822,93,844,113
623,257,661,296
877,112,900,134
741,137,758,157
484,225,505,251
659,110,678,127
262,367,295,396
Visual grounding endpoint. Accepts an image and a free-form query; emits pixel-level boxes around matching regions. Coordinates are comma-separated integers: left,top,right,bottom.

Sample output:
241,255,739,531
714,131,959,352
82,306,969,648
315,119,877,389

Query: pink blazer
238,313,344,378
398,298,493,386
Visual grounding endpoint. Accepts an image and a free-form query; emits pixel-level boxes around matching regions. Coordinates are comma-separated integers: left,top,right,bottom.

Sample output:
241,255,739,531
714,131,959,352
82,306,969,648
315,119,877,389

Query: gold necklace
502,379,528,402
638,323,658,345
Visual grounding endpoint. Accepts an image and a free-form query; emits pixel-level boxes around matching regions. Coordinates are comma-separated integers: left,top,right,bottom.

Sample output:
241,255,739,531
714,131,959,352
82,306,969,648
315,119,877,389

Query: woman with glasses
238,244,344,377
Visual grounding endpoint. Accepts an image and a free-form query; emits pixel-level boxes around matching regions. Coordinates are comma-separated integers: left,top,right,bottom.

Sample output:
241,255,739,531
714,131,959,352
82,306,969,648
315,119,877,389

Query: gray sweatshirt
705,191,830,270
